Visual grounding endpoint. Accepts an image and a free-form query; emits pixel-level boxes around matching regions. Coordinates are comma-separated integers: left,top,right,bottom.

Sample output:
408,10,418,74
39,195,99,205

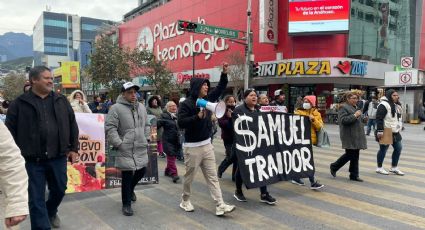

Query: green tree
1,73,27,100
129,49,178,97
87,36,131,100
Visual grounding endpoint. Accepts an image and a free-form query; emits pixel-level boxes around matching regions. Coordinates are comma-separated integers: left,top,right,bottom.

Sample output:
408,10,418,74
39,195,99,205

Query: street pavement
1,123,424,230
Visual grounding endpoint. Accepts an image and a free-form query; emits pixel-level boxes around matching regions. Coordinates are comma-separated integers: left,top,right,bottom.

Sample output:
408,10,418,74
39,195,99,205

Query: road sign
399,72,412,84
195,24,239,39
400,57,413,69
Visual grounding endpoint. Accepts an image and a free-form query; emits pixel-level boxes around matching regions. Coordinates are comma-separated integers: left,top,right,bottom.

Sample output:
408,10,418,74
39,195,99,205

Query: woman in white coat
68,90,92,113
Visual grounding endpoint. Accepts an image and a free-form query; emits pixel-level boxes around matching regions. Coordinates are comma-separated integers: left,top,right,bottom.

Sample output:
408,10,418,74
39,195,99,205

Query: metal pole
193,53,195,77
244,0,252,91
404,83,407,122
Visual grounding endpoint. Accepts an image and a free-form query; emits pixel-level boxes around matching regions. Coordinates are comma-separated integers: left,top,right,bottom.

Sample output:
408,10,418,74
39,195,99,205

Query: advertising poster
58,61,80,88
105,114,159,188
288,0,350,34
66,113,106,193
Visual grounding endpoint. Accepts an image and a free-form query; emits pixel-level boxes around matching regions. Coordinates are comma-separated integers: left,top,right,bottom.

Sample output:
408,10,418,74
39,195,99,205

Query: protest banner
234,112,315,189
67,113,106,193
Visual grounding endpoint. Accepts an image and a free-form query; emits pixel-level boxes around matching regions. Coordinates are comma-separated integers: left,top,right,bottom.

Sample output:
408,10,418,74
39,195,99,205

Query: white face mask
303,103,312,110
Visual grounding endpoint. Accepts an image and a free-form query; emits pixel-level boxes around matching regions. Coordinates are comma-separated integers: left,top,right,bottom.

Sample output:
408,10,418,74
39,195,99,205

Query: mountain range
0,32,33,62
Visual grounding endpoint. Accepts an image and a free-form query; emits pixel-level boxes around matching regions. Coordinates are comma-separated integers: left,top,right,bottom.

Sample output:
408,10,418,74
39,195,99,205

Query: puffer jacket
68,90,92,113
147,106,163,140
157,111,181,156
0,122,29,218
105,95,150,171
295,108,323,145
338,103,367,150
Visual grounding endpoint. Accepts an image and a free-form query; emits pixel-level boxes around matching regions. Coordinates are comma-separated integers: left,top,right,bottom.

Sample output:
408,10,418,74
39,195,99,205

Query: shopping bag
316,127,331,148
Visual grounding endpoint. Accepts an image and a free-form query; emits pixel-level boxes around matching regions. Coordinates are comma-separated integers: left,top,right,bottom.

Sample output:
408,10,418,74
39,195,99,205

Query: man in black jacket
177,63,235,216
6,66,79,229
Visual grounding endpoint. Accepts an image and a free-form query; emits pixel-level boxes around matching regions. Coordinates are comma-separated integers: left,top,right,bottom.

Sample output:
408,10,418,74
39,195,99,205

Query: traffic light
178,20,198,31
252,62,259,77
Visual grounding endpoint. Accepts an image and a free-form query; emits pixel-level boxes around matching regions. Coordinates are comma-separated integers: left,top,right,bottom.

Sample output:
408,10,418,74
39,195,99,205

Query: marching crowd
0,64,418,229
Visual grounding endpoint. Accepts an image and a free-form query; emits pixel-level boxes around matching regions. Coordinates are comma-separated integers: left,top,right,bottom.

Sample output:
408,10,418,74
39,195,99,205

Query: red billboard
288,0,350,34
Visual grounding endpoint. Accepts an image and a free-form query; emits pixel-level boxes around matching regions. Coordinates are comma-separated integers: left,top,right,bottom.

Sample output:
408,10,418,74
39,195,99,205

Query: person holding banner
258,94,270,106
292,95,324,189
157,101,181,183
330,91,368,182
6,66,79,229
217,95,237,181
105,82,150,216
375,89,404,176
68,90,92,113
232,89,277,205
177,62,236,216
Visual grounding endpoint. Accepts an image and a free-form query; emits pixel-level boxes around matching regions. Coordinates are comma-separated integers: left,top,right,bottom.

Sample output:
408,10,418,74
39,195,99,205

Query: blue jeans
366,119,376,135
25,156,67,230
377,140,402,168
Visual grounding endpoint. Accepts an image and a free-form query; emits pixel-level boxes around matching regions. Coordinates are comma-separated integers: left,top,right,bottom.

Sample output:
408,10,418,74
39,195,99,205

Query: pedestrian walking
5,66,79,229
330,91,368,182
0,122,29,229
68,90,92,113
147,95,165,158
364,96,378,135
177,62,235,216
157,101,181,183
292,95,324,189
105,82,150,216
217,95,237,181
375,89,405,176
232,89,277,204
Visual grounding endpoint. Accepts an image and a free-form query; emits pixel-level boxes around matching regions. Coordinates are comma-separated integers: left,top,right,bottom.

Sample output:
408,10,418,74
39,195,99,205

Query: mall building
117,0,425,117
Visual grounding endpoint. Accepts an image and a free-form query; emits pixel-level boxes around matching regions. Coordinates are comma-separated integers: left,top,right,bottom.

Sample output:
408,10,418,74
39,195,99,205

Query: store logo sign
335,61,367,75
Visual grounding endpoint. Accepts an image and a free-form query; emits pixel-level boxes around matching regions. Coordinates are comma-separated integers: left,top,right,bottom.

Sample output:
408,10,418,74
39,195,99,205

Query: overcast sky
0,0,138,36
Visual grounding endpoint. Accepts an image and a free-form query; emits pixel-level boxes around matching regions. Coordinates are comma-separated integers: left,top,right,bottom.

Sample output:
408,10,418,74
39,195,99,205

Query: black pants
25,156,67,230
121,167,146,206
331,149,360,178
235,165,268,195
218,143,237,179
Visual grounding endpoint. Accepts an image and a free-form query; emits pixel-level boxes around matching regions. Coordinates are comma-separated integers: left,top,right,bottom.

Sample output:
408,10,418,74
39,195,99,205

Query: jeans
165,155,178,176
331,149,360,178
377,140,402,168
25,156,67,230
121,167,146,206
366,119,376,135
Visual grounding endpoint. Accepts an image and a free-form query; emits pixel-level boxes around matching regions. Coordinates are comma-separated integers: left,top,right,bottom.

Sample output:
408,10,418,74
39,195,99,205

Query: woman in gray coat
330,91,368,182
105,83,150,216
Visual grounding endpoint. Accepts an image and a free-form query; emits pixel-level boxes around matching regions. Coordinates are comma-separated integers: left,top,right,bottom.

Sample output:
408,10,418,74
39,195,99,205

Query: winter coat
89,101,108,114
295,108,323,145
338,103,367,150
366,101,378,119
105,95,150,171
147,106,164,140
0,122,29,218
218,114,234,145
68,90,92,113
376,96,403,133
157,111,181,156
6,91,79,160
178,72,228,143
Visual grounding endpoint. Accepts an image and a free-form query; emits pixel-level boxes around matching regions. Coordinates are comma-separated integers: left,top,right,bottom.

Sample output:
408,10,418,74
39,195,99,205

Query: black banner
234,112,315,189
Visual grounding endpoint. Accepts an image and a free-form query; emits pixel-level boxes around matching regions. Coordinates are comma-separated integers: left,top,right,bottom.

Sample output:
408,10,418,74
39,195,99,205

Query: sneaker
180,199,194,212
131,191,137,202
122,206,134,216
310,181,324,190
158,152,166,158
233,191,247,202
260,193,277,205
330,164,337,178
49,214,61,228
389,167,405,176
376,167,389,175
216,203,235,216
172,175,180,183
291,179,305,186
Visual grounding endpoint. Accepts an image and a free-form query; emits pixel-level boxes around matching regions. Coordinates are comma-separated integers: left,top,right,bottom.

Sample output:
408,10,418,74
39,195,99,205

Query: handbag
316,127,331,148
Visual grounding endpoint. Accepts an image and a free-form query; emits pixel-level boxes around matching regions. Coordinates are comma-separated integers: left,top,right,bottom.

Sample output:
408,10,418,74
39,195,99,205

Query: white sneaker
376,167,389,175
180,199,194,212
216,203,235,216
389,167,405,176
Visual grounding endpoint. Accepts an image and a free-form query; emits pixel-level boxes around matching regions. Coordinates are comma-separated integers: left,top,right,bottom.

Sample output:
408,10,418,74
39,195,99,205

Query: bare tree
225,51,245,100
1,73,27,100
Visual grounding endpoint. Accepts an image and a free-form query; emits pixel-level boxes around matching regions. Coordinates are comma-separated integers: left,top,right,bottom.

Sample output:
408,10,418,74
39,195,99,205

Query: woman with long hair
147,96,165,158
